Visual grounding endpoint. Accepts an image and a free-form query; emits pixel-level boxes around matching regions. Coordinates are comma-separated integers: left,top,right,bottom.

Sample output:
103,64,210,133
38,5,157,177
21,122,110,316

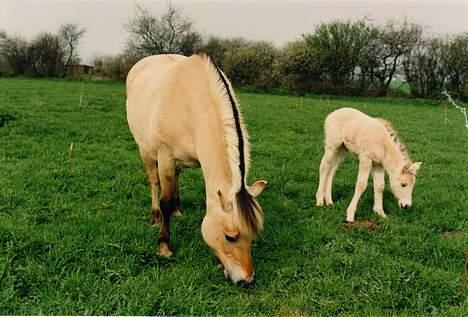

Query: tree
28,32,65,77
58,23,86,70
304,20,372,85
403,37,447,98
0,31,29,75
374,19,422,95
444,34,468,100
125,2,202,57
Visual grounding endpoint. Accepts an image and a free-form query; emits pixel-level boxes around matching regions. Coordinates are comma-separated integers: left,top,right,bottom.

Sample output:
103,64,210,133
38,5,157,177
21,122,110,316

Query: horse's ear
250,180,267,198
217,190,233,211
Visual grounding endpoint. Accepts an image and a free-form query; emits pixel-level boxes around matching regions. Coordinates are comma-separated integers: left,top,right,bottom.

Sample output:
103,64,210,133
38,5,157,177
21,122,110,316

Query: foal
315,108,422,222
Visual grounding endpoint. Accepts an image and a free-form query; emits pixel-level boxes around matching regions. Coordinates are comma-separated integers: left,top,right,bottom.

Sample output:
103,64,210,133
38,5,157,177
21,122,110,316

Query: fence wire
442,91,468,129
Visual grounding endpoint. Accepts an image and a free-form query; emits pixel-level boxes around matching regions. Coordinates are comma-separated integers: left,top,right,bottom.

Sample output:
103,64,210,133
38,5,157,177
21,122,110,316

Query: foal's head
202,180,266,285
389,162,422,209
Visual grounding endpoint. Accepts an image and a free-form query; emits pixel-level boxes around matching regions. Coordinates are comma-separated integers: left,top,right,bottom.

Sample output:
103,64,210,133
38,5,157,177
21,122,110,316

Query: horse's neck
197,130,235,210
382,137,405,176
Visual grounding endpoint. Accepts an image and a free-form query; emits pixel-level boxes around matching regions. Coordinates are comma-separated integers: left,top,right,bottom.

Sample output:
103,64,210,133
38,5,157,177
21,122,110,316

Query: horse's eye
225,234,238,242
401,183,407,188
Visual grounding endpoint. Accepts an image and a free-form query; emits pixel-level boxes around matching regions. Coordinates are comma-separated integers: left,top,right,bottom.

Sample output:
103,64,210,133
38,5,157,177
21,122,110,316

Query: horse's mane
196,51,263,236
377,118,410,162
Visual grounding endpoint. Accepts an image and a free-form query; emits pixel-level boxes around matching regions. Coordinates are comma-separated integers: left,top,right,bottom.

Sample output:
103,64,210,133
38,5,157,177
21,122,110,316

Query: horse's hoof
325,201,334,206
151,209,162,226
157,244,173,257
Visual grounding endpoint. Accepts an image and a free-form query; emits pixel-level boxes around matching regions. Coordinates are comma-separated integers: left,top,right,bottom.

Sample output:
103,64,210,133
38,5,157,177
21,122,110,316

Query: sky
1,0,467,64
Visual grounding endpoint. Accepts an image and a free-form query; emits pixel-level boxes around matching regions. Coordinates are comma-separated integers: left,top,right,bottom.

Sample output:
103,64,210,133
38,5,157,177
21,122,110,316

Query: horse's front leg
157,154,178,257
372,165,387,219
346,157,372,222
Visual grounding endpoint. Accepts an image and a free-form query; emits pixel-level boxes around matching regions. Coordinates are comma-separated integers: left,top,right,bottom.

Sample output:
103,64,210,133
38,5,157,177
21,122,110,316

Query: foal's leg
324,148,346,206
156,154,178,257
172,167,183,217
346,156,372,222
371,165,387,219
140,150,161,225
316,147,335,206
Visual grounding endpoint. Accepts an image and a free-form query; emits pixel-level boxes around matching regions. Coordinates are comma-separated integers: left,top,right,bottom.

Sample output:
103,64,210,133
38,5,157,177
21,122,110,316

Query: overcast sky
1,0,467,64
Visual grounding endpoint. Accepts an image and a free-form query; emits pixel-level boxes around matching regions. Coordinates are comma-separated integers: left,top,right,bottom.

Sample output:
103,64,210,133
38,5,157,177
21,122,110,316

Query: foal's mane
377,118,410,162
196,51,263,236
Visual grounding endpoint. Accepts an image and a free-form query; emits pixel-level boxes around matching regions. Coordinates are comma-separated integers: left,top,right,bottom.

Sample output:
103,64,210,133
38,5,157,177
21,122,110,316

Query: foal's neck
382,137,407,176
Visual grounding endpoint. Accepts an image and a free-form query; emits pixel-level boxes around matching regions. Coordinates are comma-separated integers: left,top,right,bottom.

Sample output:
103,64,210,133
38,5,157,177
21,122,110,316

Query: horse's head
202,180,266,285
389,162,422,209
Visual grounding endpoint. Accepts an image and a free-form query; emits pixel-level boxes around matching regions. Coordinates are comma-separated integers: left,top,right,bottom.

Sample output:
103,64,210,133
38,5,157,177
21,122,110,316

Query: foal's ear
411,162,422,174
402,162,422,175
250,180,267,198
217,190,233,211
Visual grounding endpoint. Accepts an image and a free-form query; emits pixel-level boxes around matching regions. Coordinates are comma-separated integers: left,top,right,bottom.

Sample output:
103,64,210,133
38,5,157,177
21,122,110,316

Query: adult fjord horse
126,52,267,284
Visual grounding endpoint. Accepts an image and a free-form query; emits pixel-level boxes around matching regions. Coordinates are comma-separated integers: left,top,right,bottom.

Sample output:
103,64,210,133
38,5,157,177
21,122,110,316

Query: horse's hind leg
156,152,178,257
316,147,336,206
346,156,372,222
172,167,183,217
324,147,346,206
371,165,387,219
140,149,161,225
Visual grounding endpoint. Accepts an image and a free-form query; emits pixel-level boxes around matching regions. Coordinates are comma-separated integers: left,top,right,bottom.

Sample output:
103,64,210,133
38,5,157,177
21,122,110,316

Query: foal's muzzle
399,201,411,209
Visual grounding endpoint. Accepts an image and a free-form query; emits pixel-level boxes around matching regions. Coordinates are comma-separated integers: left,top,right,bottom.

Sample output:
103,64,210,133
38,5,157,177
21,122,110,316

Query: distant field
0,78,467,316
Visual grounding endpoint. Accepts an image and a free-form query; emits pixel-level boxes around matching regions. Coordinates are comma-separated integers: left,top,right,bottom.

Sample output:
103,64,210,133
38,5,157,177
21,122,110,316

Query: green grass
0,78,467,316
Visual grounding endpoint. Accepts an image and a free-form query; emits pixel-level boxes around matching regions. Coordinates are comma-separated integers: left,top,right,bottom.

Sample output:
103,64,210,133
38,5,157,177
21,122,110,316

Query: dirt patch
442,231,468,238
343,219,378,231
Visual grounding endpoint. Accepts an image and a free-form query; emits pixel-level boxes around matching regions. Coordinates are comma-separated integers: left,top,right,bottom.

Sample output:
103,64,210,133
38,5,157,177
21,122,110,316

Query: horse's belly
176,159,201,168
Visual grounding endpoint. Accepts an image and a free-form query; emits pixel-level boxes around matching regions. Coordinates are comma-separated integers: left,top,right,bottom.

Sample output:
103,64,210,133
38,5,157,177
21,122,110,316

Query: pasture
0,78,467,316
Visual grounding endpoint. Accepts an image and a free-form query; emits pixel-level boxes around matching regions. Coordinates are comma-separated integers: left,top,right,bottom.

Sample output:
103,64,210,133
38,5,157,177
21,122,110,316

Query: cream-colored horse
126,52,266,285
316,107,421,222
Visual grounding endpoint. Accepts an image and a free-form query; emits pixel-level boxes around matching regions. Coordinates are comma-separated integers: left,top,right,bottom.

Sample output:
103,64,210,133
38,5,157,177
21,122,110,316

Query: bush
202,36,248,68
222,41,279,91
276,41,321,95
93,53,137,81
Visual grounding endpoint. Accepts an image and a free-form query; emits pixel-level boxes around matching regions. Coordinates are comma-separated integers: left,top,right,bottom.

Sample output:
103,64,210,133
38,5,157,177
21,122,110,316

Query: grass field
0,78,467,316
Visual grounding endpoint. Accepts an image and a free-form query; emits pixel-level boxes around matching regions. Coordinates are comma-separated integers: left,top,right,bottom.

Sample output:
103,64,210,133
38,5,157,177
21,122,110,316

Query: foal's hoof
151,209,162,226
373,208,388,219
325,200,334,206
157,244,173,257
316,199,324,207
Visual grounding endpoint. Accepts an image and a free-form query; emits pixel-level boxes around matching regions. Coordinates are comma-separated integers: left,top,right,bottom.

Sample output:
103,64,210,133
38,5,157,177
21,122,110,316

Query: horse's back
126,54,187,103
126,54,211,162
